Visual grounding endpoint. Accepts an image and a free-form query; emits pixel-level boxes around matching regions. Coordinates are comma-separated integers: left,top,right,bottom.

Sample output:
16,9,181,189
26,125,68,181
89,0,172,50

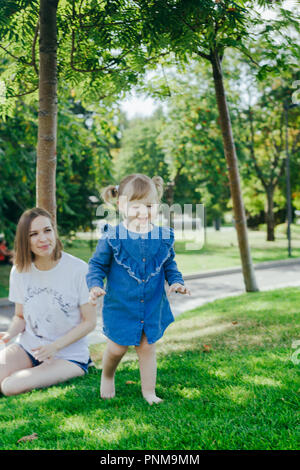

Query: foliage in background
0,101,36,244
159,75,231,221
0,91,114,246
116,108,170,184
0,0,174,118
235,52,300,238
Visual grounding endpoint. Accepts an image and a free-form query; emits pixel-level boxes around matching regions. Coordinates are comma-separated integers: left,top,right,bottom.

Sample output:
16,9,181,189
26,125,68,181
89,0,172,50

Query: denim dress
86,222,184,346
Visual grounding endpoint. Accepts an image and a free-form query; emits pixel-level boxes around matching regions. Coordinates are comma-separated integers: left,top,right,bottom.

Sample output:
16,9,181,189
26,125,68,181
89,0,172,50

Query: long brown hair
13,207,63,272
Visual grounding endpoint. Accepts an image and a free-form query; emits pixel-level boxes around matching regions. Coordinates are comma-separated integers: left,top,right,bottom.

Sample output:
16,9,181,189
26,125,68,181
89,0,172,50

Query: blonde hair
13,207,63,272
100,174,164,206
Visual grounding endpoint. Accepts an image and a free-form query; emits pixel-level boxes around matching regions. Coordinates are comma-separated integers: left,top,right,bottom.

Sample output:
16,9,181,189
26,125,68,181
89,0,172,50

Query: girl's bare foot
100,375,115,399
143,393,164,405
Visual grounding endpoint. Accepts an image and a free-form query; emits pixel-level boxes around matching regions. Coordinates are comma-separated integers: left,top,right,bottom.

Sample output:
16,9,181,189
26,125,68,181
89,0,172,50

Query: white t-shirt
9,252,90,363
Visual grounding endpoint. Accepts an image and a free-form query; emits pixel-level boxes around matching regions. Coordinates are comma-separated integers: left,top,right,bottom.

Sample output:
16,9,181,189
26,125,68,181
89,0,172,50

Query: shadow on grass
0,288,299,450
0,345,297,450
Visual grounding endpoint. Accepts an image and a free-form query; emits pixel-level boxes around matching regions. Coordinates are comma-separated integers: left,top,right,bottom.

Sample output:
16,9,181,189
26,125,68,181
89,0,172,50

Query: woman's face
29,215,56,259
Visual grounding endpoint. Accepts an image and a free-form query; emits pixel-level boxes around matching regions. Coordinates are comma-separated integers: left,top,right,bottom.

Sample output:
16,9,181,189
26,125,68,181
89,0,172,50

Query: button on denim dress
86,222,184,346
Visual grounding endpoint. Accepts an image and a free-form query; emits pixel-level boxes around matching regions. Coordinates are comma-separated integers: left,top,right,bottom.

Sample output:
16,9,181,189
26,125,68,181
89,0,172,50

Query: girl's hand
31,343,58,363
0,332,11,344
89,286,106,305
168,283,191,296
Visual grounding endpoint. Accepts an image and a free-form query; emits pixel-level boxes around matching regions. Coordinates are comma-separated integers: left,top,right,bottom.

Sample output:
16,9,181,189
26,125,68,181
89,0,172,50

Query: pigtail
100,184,119,207
152,176,164,201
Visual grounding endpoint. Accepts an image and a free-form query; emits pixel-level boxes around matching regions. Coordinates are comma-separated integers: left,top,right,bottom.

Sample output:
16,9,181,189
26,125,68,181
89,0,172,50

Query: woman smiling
0,207,96,396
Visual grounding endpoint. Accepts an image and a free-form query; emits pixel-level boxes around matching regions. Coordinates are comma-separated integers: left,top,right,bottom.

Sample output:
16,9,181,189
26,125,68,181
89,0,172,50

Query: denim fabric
18,344,92,374
86,222,184,346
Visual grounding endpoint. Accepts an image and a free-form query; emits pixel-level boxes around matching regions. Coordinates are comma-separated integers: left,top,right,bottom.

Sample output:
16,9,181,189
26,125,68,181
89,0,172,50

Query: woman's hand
89,286,106,305
0,332,11,344
31,343,59,363
168,283,191,296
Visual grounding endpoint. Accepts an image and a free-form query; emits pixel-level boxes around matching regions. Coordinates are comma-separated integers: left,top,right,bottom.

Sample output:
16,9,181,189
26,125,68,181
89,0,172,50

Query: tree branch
7,86,39,98
1,20,39,74
0,44,32,66
248,106,268,189
197,50,211,60
237,46,260,67
273,155,286,188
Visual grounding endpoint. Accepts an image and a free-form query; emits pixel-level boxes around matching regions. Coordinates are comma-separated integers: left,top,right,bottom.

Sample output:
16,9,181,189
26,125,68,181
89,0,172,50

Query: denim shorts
19,344,91,374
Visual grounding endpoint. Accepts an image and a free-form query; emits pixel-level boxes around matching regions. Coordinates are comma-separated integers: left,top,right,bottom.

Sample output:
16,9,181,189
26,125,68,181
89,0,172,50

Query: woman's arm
32,303,97,362
0,303,25,343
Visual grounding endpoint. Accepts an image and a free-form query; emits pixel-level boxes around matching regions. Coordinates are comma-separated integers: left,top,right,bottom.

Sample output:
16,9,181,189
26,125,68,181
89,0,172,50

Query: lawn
72,223,300,273
174,223,300,274
0,287,299,450
1,223,300,298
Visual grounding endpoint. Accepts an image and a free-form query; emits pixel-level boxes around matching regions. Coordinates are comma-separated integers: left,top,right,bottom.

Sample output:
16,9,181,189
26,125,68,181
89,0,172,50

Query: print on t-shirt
23,286,75,342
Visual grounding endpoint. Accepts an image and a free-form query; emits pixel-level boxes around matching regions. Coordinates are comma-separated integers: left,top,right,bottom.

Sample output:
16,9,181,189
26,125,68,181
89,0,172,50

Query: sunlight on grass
177,387,202,399
223,386,254,405
210,369,229,379
84,419,155,446
61,415,88,432
172,321,238,338
242,375,282,387
0,287,299,450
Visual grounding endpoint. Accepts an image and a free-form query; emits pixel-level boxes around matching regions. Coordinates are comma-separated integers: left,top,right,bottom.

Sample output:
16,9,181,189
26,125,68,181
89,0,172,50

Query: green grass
174,223,300,274
64,223,300,277
0,287,299,450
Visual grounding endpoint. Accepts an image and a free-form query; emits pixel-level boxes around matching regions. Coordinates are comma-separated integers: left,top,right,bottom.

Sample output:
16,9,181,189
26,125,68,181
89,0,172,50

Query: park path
1,258,299,345
87,257,300,344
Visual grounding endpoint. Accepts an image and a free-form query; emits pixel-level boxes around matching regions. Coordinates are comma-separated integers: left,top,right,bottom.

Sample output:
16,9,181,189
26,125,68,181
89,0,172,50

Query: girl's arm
86,236,112,290
164,245,191,295
0,303,25,343
164,245,185,287
32,302,97,362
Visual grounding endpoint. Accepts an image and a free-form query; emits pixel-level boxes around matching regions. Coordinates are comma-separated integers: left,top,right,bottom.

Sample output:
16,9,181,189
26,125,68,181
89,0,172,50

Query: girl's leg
0,344,33,391
1,358,84,396
135,332,163,405
100,338,128,399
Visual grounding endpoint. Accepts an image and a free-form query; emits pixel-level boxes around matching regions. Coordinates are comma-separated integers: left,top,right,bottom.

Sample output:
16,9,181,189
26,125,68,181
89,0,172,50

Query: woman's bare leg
135,332,163,405
0,344,32,392
1,358,84,396
100,339,128,399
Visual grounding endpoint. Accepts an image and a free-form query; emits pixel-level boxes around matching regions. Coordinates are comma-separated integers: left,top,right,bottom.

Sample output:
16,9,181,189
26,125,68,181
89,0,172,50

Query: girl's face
118,192,159,227
29,215,57,259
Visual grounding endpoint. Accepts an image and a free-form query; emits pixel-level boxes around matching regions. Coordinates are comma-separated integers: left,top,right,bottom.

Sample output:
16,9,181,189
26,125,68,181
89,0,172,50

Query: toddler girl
86,173,191,404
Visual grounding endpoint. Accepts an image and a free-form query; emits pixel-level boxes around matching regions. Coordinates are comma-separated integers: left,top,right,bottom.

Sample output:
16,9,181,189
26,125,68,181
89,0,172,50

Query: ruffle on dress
101,223,175,284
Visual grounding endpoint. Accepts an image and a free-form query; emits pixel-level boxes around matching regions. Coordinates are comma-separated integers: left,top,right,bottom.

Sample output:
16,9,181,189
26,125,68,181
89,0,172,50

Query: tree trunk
36,0,58,222
266,187,275,241
214,217,221,231
211,50,259,292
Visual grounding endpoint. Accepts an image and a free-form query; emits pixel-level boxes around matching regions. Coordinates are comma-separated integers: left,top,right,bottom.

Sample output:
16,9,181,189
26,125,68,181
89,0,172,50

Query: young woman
0,207,96,396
